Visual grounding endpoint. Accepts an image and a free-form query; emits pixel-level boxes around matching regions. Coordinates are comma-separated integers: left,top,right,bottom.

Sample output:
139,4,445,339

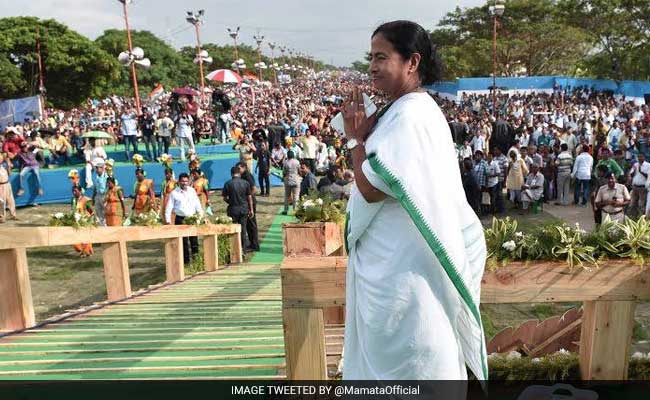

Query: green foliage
487,351,650,380
429,0,649,80
212,214,234,225
129,210,162,226
182,213,210,225
0,17,120,108
530,304,555,320
217,235,231,265
48,211,97,228
488,351,579,380
486,215,650,270
184,253,205,276
294,191,346,224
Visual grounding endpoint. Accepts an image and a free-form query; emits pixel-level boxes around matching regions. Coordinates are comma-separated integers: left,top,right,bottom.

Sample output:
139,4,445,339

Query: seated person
520,163,545,213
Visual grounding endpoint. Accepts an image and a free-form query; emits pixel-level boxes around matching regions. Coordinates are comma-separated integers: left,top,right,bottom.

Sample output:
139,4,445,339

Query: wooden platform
0,264,286,380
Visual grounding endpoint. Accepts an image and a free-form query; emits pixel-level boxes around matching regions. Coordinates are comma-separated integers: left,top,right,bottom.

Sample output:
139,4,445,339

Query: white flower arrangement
506,351,522,360
74,213,81,222
54,212,65,219
502,240,517,252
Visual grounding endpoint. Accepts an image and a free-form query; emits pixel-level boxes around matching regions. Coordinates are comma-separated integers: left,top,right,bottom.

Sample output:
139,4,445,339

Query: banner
0,95,42,130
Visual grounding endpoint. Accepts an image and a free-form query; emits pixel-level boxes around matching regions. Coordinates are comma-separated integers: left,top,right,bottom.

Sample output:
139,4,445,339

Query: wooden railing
0,224,242,332
281,257,650,380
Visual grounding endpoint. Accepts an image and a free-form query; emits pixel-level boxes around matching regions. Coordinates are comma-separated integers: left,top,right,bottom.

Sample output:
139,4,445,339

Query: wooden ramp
0,264,287,380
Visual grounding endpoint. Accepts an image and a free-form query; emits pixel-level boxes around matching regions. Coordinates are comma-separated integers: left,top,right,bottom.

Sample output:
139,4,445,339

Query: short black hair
372,20,443,85
231,166,240,175
561,143,569,151
300,160,312,170
178,172,190,180
287,150,295,159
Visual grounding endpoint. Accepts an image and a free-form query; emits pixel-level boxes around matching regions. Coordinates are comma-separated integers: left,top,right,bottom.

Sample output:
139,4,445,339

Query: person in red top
2,129,24,161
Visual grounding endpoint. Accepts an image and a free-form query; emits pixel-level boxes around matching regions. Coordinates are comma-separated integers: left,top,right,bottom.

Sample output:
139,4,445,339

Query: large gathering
3,0,650,398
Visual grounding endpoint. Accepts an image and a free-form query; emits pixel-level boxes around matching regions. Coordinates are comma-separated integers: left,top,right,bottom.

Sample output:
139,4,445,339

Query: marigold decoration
159,153,173,171
67,169,80,186
105,159,115,175
188,150,201,171
132,154,145,168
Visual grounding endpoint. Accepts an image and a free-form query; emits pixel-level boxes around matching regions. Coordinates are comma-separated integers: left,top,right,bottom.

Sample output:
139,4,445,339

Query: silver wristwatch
346,138,359,150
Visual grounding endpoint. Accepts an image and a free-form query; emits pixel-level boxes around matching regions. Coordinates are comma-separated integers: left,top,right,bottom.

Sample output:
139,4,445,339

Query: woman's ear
409,53,422,76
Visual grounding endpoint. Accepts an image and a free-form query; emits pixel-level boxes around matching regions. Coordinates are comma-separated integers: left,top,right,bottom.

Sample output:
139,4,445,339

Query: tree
95,29,192,97
557,0,650,80
0,17,119,109
431,0,591,79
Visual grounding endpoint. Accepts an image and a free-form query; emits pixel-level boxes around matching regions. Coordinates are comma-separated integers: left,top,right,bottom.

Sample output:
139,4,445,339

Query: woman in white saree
342,21,488,382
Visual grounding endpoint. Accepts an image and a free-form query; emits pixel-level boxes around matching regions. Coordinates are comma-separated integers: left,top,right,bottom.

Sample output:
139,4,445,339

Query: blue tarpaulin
427,76,650,102
0,95,42,130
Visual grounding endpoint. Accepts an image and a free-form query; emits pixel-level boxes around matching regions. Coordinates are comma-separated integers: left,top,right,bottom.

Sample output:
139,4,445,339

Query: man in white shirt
471,131,486,154
629,152,650,217
299,130,320,172
155,111,174,156
120,108,139,161
165,172,204,264
521,163,545,213
571,146,594,207
486,152,501,215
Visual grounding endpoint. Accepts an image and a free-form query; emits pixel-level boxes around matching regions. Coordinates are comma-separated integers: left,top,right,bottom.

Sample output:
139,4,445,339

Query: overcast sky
1,0,485,66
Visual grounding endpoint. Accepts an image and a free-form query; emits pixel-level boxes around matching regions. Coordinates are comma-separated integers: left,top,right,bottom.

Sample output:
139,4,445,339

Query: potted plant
283,191,347,257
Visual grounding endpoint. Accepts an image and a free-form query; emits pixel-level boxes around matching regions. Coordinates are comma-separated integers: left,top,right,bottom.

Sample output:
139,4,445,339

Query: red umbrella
206,69,243,84
173,87,200,96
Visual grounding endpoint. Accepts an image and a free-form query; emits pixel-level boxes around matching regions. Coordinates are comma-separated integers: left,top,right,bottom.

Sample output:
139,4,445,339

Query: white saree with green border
343,91,488,381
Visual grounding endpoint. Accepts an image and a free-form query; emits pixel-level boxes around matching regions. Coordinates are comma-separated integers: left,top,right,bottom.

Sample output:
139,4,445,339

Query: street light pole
35,24,47,119
269,42,278,85
119,0,142,113
227,27,240,72
489,0,505,119
253,34,264,81
187,10,206,103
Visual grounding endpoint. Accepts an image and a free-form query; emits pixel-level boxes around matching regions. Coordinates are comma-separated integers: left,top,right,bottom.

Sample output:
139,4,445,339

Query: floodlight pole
121,0,141,113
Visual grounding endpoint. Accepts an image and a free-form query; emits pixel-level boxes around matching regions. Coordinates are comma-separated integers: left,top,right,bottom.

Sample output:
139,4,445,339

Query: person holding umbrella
83,137,107,189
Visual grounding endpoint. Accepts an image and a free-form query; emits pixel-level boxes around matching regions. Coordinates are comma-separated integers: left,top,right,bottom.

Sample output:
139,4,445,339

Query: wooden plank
283,223,327,257
165,237,185,283
0,225,240,250
0,248,35,331
102,242,131,301
482,261,650,303
203,235,219,272
323,223,344,257
282,258,650,306
229,233,243,264
579,300,636,379
282,308,327,380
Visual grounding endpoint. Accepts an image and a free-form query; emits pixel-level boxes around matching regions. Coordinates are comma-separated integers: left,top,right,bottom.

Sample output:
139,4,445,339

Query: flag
148,83,164,101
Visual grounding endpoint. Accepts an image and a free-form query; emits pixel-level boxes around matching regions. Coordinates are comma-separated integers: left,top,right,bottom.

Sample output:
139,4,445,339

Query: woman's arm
351,145,386,203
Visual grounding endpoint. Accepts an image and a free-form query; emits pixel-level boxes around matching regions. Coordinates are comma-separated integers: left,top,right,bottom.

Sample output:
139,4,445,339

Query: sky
1,0,485,67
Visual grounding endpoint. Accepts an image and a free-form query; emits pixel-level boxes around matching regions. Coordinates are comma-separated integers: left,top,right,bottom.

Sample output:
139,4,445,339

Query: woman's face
369,33,415,97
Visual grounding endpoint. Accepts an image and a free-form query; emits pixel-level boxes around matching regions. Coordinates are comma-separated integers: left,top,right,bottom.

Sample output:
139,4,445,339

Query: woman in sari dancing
132,168,156,215
342,21,488,383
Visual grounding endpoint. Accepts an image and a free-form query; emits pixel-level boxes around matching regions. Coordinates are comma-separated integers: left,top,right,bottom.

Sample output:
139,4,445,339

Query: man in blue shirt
92,160,108,226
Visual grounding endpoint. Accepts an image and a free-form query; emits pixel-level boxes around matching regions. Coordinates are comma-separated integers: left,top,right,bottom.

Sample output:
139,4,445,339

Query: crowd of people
0,70,365,268
446,86,650,225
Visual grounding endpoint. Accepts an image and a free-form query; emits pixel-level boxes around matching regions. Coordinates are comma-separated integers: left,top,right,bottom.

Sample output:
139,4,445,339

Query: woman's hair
107,177,116,185
72,185,82,192
372,20,443,85
135,167,144,175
